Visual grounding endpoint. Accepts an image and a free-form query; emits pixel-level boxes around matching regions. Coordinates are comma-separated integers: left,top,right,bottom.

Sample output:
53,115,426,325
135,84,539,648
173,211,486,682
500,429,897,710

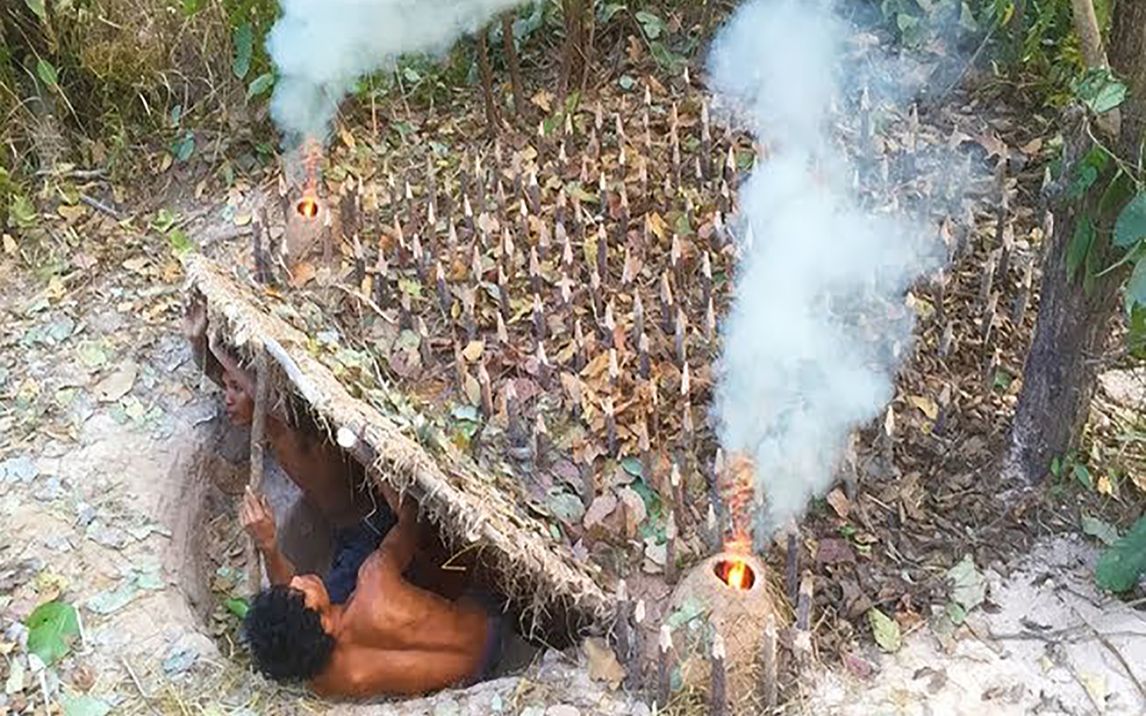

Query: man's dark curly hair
243,585,335,682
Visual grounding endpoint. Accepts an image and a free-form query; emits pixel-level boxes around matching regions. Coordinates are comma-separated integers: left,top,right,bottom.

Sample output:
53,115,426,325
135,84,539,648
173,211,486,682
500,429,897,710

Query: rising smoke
267,0,525,147
708,0,955,539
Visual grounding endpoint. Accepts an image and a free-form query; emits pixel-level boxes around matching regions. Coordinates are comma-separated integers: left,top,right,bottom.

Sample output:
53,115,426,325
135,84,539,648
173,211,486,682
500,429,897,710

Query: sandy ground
2,319,1143,715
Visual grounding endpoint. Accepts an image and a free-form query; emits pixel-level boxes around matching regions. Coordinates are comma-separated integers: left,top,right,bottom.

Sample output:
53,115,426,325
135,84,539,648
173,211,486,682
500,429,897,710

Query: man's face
222,369,254,426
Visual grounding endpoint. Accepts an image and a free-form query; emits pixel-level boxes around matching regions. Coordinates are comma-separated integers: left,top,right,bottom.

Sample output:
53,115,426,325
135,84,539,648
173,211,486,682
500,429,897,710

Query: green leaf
173,134,195,162
151,208,178,233
25,0,47,22
665,597,705,630
944,601,967,626
1067,216,1095,282
181,0,205,16
618,75,636,91
224,597,249,619
1050,456,1063,478
1127,259,1146,308
1067,164,1098,200
26,600,80,665
634,10,664,39
61,695,112,716
9,194,37,229
599,3,626,23
867,608,902,653
1073,463,1094,489
36,58,58,88
1095,516,1146,592
247,72,274,100
620,456,643,478
1097,171,1133,219
232,22,253,79
946,554,986,612
167,228,192,255
1081,513,1121,546
1074,68,1127,114
1114,193,1146,249
1129,304,1146,360
547,491,585,525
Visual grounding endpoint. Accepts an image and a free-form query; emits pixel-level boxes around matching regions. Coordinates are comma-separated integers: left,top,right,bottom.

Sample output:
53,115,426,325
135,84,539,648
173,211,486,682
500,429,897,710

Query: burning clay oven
667,551,777,706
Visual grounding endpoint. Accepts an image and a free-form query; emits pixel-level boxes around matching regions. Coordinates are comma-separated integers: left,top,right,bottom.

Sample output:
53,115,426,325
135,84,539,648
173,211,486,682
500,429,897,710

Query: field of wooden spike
261,76,755,545
235,65,1144,612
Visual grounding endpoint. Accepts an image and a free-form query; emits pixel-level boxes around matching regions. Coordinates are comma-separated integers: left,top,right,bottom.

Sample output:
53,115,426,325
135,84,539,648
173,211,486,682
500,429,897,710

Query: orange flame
716,557,754,590
726,560,749,590
296,195,319,219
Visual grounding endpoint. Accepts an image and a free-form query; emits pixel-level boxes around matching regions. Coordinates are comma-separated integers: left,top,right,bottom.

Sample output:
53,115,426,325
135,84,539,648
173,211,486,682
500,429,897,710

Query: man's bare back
243,485,499,698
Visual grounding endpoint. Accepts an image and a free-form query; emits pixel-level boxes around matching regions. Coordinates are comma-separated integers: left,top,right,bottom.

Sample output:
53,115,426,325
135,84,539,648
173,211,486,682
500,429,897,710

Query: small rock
432,698,460,716
546,706,580,716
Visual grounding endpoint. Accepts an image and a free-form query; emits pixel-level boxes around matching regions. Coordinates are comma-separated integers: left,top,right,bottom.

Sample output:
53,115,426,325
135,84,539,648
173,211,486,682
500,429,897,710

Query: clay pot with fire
666,551,777,707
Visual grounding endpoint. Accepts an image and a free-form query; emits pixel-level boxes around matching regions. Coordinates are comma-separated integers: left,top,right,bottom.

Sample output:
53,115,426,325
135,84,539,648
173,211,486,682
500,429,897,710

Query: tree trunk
475,29,500,133
558,0,587,105
1004,0,1146,484
500,12,524,117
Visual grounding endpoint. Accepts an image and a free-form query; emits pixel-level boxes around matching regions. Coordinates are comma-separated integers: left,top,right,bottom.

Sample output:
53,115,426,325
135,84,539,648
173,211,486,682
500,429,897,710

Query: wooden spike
705,297,717,341
657,625,672,708
497,265,510,317
675,307,687,365
533,293,546,342
680,361,691,398
452,341,466,391
664,509,678,584
660,272,674,335
435,261,450,316
589,267,604,319
604,397,618,455
416,317,433,368
603,299,617,348
794,572,814,665
496,311,509,344
462,287,477,342
633,292,645,345
638,331,651,380
710,631,728,716
574,319,587,372
939,321,954,358
621,246,637,286
399,292,414,330
608,348,619,388
373,239,389,308
529,246,542,295
761,614,778,708
596,223,608,279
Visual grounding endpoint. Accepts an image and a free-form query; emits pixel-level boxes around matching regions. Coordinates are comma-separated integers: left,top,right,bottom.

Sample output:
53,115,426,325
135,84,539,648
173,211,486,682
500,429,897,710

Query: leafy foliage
25,600,80,665
1095,516,1146,592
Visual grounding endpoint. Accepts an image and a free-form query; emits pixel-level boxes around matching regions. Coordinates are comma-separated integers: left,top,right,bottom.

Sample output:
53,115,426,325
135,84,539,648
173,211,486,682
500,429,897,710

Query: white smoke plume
267,0,525,146
708,0,953,538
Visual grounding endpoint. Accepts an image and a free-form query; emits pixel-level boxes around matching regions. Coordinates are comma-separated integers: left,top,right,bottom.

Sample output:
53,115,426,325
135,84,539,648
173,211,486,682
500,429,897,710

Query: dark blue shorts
323,505,396,604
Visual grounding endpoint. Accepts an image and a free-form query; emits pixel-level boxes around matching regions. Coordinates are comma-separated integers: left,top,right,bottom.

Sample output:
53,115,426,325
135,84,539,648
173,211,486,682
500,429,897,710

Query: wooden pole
245,349,271,595
710,632,728,716
500,12,525,116
760,613,778,709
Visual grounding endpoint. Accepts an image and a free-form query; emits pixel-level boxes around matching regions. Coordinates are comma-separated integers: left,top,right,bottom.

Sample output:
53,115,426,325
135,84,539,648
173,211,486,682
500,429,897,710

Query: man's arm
375,484,420,575
241,488,296,585
183,299,224,387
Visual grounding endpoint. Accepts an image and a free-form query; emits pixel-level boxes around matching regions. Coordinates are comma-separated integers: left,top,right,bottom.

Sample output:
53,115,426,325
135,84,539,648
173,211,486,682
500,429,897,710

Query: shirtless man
242,482,502,697
183,299,394,603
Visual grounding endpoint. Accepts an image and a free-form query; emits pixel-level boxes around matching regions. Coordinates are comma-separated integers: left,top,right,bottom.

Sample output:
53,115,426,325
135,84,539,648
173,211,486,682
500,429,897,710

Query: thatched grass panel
183,255,613,632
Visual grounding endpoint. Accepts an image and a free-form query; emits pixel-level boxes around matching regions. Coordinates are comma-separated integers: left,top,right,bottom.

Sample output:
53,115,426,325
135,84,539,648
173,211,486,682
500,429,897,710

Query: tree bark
500,12,524,117
558,0,587,105
1004,0,1146,484
475,29,500,133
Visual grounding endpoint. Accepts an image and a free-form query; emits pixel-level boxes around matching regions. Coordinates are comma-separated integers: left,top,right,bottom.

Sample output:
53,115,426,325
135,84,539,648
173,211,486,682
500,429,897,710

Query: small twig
80,193,122,219
121,657,161,715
